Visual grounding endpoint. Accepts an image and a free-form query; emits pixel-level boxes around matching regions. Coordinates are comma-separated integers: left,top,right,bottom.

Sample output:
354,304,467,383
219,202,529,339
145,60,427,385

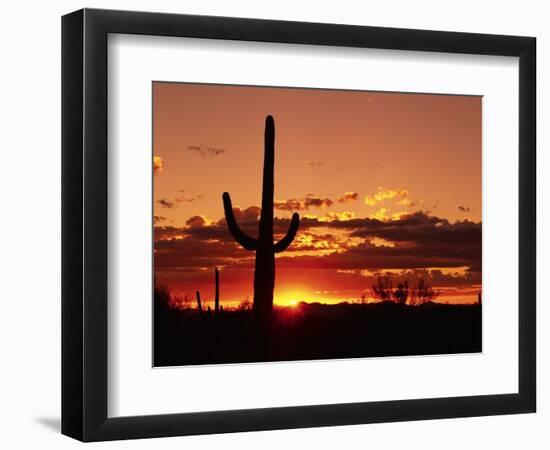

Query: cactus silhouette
223,115,300,331
214,267,220,315
195,290,203,317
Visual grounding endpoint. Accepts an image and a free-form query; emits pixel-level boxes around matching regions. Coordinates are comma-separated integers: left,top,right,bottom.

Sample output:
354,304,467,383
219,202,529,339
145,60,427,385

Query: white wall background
0,1,546,448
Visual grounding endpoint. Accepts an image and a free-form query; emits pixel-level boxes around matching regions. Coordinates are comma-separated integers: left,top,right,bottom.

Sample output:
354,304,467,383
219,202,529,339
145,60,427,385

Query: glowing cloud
365,188,408,206
153,155,163,174
322,211,356,221
371,208,389,221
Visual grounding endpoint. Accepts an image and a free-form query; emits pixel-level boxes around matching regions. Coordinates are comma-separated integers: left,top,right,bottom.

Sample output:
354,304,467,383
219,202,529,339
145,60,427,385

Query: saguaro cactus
214,267,220,315
195,290,203,316
223,115,300,327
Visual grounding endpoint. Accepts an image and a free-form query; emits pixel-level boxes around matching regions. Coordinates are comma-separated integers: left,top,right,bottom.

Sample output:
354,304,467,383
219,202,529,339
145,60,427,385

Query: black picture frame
62,8,536,442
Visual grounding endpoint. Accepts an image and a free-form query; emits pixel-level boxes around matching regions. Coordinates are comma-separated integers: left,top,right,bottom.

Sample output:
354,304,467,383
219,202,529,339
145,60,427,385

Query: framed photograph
62,8,536,441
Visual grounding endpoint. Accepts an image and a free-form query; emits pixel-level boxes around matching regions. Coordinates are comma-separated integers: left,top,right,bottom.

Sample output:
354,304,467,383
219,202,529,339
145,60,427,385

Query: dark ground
154,301,482,367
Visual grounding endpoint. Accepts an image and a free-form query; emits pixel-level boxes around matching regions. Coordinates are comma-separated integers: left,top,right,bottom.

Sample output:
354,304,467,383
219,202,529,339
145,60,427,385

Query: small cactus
195,268,221,318
195,290,203,316
215,267,220,315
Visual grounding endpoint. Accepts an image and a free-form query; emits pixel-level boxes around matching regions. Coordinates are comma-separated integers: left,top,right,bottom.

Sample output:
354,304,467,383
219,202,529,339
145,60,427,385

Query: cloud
371,208,389,221
305,160,323,167
275,191,357,212
185,215,209,228
275,195,333,211
154,215,166,224
322,211,356,221
304,196,334,209
364,188,408,206
154,205,481,302
154,225,185,240
274,199,303,211
154,235,250,270
187,144,226,156
153,156,163,174
154,207,482,300
157,199,175,209
337,192,359,203
458,205,472,212
396,198,417,207
222,205,262,223
370,209,407,221
175,194,203,203
292,211,481,271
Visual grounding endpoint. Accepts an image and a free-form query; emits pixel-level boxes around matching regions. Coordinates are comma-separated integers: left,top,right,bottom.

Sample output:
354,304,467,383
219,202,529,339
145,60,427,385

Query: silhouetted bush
409,278,438,305
237,296,252,311
371,276,437,306
154,281,171,310
371,276,394,301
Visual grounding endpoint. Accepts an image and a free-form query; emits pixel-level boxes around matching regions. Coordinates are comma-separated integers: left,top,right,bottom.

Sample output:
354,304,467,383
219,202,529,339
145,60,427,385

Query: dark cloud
458,205,471,212
274,211,481,273
186,215,208,228
157,199,175,209
154,236,251,270
175,194,203,203
154,208,481,301
305,196,333,209
337,192,359,203
275,195,333,211
154,215,166,224
155,226,186,240
154,209,481,289
274,199,303,211
187,144,226,156
228,205,261,222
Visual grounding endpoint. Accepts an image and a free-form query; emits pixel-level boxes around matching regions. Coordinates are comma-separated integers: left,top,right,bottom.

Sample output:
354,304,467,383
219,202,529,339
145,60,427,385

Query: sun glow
275,289,310,306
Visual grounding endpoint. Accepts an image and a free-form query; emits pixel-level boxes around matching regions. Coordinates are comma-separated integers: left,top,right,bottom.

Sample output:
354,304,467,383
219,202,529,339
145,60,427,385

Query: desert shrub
408,278,438,305
371,276,437,306
371,276,394,302
237,296,252,311
393,281,409,305
154,281,172,309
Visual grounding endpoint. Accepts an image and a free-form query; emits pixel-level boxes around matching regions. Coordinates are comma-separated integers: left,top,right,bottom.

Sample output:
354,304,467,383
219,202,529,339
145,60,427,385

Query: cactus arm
222,192,258,250
274,213,300,253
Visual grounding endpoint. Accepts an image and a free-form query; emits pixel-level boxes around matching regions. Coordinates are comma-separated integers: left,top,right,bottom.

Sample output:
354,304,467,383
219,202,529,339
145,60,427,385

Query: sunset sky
153,82,482,307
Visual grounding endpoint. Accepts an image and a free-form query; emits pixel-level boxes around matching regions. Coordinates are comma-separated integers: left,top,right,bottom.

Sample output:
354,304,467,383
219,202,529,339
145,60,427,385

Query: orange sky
153,82,482,307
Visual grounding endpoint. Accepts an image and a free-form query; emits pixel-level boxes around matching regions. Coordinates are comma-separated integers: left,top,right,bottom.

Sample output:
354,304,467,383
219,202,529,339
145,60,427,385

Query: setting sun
274,289,311,307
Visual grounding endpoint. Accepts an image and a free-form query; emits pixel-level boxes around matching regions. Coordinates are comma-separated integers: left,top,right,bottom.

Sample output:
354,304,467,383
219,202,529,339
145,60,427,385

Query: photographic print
153,82,482,367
